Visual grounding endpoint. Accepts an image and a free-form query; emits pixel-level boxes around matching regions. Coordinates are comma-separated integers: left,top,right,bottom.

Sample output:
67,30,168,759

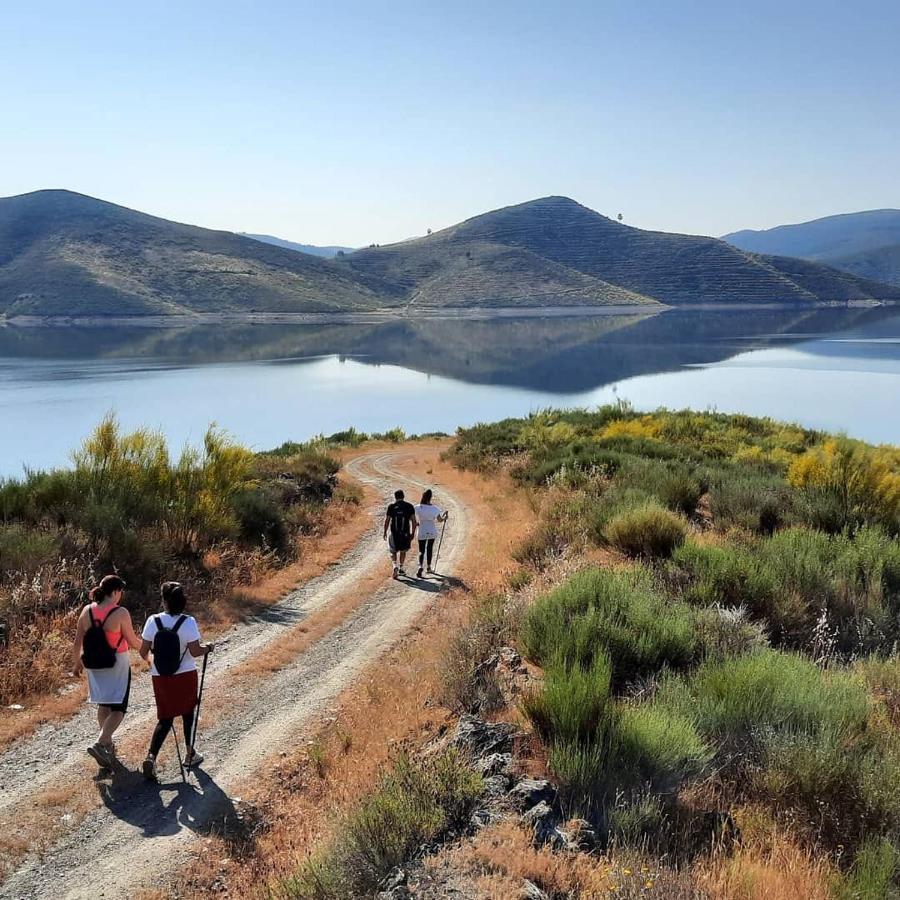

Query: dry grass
693,805,836,900
441,821,705,899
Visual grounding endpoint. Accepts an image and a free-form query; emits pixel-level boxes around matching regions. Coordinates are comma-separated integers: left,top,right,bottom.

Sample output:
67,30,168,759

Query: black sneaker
142,756,158,781
416,567,423,578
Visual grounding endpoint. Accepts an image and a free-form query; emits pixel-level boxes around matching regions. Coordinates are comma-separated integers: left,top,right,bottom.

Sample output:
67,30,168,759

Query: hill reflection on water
1,305,897,394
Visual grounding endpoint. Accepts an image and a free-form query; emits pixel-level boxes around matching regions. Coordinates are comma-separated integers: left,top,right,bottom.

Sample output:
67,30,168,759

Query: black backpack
152,615,187,676
81,608,119,670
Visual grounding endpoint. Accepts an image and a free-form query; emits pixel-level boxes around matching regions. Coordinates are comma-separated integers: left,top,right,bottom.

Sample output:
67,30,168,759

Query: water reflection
1,306,896,393
1,306,898,474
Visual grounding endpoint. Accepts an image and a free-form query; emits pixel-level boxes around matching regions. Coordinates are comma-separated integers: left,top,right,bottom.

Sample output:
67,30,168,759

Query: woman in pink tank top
72,575,142,771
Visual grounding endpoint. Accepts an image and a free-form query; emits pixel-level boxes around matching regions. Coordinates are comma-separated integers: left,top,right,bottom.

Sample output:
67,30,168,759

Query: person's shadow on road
97,762,244,844
404,573,467,593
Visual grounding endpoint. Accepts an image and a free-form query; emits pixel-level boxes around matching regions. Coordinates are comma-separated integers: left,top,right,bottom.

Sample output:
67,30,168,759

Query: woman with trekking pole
72,574,143,771
139,582,213,780
414,489,448,578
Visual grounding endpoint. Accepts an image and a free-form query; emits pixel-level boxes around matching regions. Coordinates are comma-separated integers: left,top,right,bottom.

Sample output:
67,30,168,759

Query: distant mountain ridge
239,233,355,258
724,209,900,287
1,190,898,318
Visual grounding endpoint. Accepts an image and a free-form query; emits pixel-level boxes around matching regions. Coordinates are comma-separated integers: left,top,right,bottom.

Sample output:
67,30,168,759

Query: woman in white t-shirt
414,489,448,578
139,582,213,780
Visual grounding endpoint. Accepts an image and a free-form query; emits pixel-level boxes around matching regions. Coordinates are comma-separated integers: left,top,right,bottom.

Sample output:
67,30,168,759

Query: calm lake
1,306,899,475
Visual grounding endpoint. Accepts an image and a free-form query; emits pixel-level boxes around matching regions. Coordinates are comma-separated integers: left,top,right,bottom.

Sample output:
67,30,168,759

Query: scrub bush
604,502,687,559
279,751,482,899
520,567,700,687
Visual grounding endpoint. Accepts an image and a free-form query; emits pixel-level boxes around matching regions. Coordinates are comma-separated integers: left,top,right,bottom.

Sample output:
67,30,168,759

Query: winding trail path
0,449,468,900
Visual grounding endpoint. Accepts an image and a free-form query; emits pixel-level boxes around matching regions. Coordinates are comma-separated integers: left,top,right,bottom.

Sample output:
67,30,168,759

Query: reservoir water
1,306,898,475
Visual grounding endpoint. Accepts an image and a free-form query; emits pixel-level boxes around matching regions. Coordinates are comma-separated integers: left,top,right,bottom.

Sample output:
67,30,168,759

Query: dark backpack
81,608,119,670
152,615,187,676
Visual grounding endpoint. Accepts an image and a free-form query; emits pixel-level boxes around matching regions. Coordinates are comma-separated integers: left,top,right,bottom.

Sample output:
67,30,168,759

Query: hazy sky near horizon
2,1,898,246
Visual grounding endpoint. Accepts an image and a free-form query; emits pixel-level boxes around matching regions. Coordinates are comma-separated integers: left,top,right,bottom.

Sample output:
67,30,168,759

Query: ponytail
89,574,126,603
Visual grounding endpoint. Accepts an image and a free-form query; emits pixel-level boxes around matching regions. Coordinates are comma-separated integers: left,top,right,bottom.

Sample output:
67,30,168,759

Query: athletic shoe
142,756,157,781
398,568,406,577
426,567,434,574
416,567,423,578
87,742,113,768
184,750,204,769
392,565,399,579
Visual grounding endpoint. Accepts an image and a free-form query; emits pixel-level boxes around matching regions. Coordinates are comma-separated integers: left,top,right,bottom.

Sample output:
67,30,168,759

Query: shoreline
0,299,895,328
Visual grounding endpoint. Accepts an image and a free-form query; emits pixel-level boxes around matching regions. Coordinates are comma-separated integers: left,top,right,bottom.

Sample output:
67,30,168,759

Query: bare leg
99,711,124,746
96,705,110,742
398,550,407,569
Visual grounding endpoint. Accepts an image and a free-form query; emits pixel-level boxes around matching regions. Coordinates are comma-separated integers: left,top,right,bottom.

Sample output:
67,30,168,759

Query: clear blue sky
2,0,898,246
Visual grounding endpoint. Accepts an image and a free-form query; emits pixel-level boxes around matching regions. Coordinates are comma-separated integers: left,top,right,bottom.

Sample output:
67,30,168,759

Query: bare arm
71,607,89,674
139,639,152,661
187,639,213,658
383,513,390,539
116,610,143,651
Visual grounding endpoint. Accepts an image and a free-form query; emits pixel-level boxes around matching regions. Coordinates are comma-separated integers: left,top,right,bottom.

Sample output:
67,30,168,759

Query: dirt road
0,449,467,900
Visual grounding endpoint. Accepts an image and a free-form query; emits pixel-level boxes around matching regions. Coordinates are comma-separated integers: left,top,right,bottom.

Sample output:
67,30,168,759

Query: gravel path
0,449,466,900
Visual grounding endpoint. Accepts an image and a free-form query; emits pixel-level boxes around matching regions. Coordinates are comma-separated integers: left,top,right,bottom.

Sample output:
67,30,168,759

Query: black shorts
102,667,131,715
389,532,412,553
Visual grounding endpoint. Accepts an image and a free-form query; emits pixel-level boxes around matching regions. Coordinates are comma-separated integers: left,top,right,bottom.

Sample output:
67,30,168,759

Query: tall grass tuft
276,751,482,899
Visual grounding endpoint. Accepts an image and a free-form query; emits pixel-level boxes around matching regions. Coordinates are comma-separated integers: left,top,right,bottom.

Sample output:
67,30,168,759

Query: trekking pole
188,651,209,766
433,517,448,574
172,728,187,784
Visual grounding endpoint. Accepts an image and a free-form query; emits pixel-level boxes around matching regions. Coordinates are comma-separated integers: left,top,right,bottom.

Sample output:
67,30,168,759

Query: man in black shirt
383,489,417,579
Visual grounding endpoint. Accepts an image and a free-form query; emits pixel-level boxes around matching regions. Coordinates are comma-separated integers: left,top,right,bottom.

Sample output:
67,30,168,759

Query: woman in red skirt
139,582,213,780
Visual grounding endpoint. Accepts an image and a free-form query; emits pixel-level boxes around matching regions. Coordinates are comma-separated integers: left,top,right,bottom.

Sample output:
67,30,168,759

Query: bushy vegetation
277,751,482,899
450,405,900,887
0,415,348,705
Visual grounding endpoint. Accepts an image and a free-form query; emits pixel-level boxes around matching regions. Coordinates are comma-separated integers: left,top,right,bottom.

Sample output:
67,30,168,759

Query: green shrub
0,525,59,576
522,655,613,745
520,567,700,687
231,488,288,550
706,467,795,534
603,501,687,559
834,838,900,900
693,605,769,660
278,751,482,898
370,427,406,444
657,650,870,751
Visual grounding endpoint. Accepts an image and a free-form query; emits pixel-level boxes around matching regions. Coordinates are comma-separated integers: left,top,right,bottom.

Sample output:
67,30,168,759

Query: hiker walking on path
139,582,213,780
72,574,143,770
414,489,448,578
383,489,417,579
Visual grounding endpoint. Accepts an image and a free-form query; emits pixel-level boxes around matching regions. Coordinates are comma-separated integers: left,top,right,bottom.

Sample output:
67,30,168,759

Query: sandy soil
0,449,468,900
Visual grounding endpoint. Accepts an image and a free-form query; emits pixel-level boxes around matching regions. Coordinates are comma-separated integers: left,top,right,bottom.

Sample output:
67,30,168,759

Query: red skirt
152,670,198,720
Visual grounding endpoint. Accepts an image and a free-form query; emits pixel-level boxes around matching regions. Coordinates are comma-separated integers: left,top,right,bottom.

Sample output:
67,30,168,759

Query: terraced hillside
343,196,900,306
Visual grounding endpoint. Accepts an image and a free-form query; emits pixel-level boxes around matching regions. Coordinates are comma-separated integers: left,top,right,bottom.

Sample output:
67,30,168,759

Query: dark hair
420,489,433,505
161,581,187,615
394,489,404,500
89,574,126,603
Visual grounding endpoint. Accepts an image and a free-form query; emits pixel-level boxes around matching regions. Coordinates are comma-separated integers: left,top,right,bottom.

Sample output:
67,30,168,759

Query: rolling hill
0,190,393,316
343,196,900,307
724,209,900,287
1,190,898,318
